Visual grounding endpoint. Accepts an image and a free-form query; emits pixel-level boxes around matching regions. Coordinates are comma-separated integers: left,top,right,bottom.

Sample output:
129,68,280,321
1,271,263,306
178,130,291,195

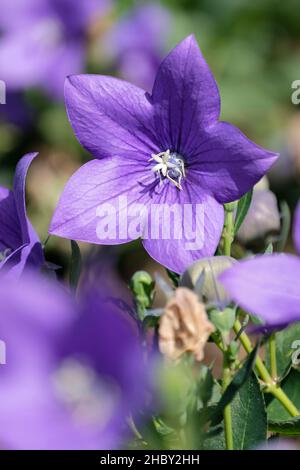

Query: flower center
149,149,186,190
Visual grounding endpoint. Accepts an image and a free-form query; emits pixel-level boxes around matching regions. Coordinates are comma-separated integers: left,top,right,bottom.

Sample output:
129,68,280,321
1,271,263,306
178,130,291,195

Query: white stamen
149,150,185,190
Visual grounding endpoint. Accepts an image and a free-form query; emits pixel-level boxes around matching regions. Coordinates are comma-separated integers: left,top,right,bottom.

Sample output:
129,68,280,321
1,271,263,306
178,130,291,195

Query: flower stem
222,202,298,417
270,386,299,418
269,332,277,381
222,203,236,256
233,320,299,417
222,356,234,450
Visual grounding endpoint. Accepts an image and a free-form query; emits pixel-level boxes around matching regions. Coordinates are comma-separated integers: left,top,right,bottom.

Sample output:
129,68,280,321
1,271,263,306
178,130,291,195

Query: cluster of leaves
125,191,300,450
129,326,300,450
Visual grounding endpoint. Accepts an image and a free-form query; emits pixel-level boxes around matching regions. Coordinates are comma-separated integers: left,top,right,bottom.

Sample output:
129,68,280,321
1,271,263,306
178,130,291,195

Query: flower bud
130,271,155,320
180,256,236,308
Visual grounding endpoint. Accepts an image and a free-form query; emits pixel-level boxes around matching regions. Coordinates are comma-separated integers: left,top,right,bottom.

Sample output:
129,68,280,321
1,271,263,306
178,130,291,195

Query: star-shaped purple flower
0,271,146,449
220,202,300,329
50,35,278,273
0,0,111,98
0,153,44,277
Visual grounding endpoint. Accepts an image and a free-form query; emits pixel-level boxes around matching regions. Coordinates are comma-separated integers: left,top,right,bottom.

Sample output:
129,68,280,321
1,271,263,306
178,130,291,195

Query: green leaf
265,323,300,380
234,190,253,235
210,307,236,333
231,374,267,449
198,366,215,407
210,344,258,422
268,416,300,436
203,375,267,450
267,369,300,421
201,424,225,450
69,240,82,290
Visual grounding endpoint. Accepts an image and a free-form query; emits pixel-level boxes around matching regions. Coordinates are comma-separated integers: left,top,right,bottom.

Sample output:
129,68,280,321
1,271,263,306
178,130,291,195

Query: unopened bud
180,256,236,308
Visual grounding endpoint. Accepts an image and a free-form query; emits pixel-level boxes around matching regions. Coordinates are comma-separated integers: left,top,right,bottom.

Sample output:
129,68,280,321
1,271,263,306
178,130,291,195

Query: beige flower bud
159,288,214,362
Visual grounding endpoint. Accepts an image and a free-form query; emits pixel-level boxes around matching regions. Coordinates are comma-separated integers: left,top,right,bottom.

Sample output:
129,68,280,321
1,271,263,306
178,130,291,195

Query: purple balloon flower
0,0,111,98
103,3,171,92
220,202,300,329
0,153,44,277
50,35,278,274
0,271,145,449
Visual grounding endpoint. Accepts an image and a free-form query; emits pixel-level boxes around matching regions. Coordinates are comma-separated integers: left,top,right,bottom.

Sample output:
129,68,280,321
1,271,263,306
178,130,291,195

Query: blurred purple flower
220,201,300,329
256,439,299,450
0,153,44,277
50,35,278,274
0,0,111,98
104,3,171,92
0,271,146,449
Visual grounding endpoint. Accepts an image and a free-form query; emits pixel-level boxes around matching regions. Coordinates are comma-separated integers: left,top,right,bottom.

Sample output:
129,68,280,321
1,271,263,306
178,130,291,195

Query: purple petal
0,272,100,450
0,154,44,276
220,254,300,327
293,201,300,254
143,194,224,274
0,389,115,450
0,271,146,449
189,121,278,203
151,35,220,154
1,243,44,278
49,158,152,243
60,290,144,414
9,153,44,274
0,187,22,253
0,271,73,375
64,74,159,161
13,153,39,245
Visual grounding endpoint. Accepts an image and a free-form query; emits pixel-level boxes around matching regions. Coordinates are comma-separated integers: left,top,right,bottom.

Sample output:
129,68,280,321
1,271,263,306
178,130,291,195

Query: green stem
233,320,299,417
222,203,236,256
222,358,234,450
271,387,299,418
222,203,298,417
269,332,277,381
221,201,299,418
